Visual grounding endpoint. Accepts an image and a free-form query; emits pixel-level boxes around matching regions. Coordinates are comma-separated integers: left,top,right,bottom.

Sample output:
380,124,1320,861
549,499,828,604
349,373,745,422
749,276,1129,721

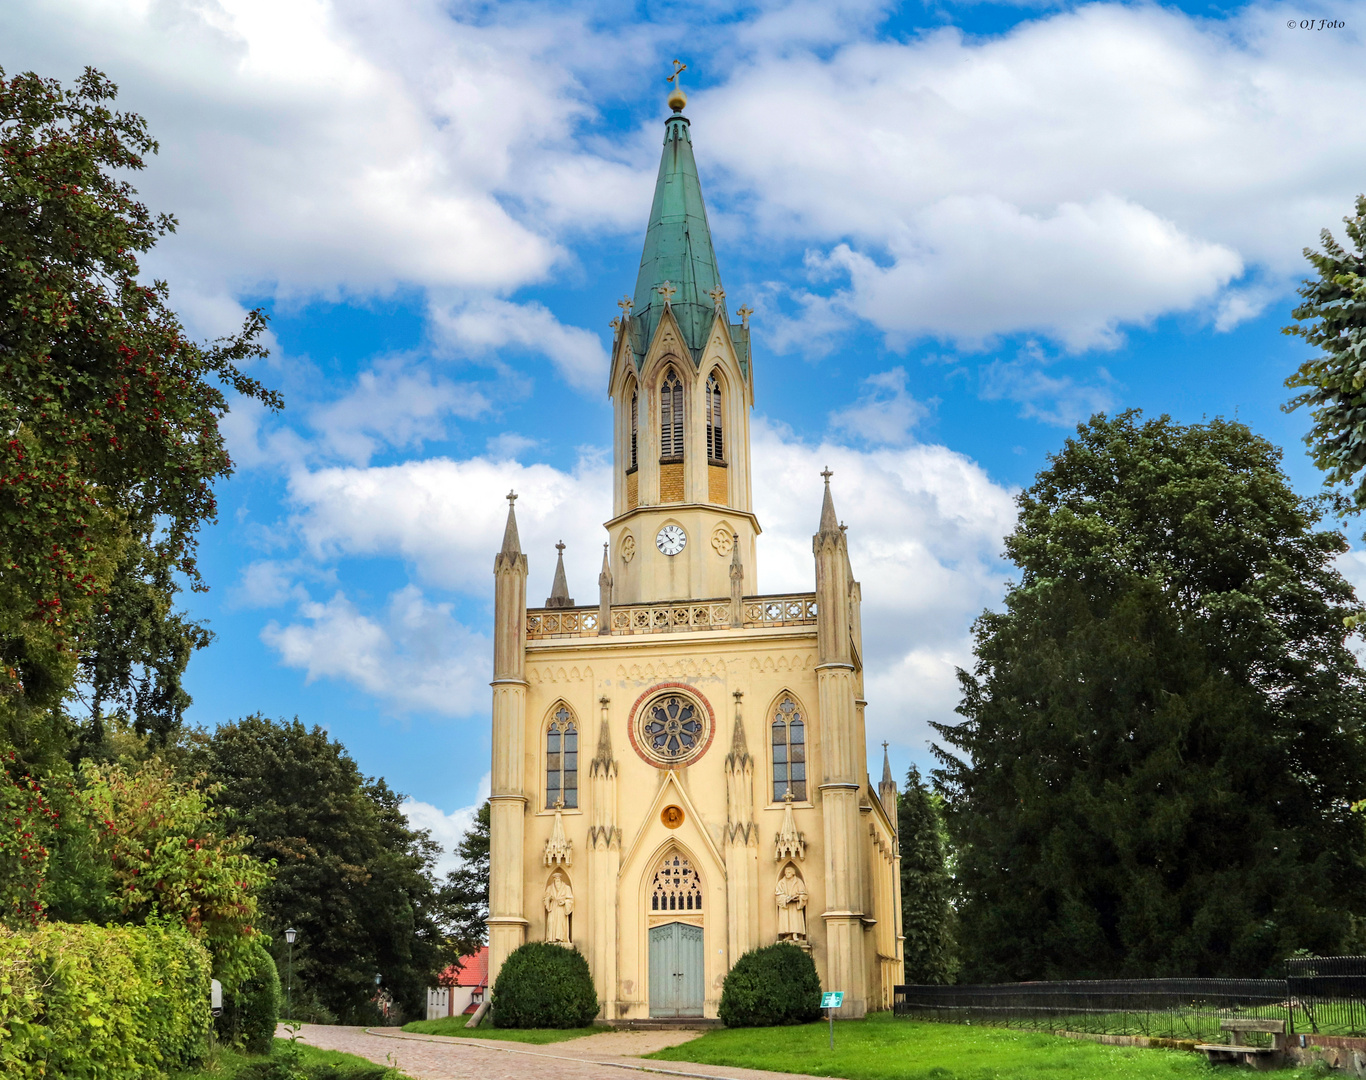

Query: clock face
656,524,687,556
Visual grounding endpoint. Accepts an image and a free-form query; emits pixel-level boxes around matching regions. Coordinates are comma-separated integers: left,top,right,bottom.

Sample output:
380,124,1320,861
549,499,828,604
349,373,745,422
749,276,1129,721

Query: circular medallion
627,683,716,768
661,805,684,829
655,524,686,556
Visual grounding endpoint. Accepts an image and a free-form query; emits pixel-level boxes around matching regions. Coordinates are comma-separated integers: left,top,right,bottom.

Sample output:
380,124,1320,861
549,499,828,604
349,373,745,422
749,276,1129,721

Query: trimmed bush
491,942,598,1028
719,943,822,1027
217,940,280,1053
0,920,211,1078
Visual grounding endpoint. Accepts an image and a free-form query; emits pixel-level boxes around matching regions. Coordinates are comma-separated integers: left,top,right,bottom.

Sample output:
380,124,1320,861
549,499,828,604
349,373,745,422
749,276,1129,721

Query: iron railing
1287,955,1366,1037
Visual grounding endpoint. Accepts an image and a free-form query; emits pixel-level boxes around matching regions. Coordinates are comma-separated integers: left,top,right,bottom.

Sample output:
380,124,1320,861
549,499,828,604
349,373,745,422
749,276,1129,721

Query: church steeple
628,71,724,368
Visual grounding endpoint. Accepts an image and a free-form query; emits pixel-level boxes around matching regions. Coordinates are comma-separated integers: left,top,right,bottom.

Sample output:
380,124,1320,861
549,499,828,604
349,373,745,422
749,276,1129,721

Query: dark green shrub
0,920,211,1078
217,940,280,1053
491,942,598,1028
719,943,822,1027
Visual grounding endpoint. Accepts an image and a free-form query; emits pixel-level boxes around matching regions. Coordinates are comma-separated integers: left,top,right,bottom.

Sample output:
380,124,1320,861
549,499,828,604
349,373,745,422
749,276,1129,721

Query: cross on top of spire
556,540,565,553
821,467,833,483
507,490,517,505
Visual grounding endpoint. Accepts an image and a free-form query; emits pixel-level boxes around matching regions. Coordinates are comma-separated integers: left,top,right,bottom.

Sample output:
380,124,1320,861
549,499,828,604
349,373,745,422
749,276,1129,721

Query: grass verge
173,1037,412,1078
401,1015,600,1043
645,1013,1328,1080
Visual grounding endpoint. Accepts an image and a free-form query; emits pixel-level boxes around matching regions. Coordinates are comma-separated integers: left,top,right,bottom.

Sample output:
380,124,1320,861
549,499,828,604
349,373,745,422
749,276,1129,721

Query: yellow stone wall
708,464,728,505
626,470,639,510
659,461,685,503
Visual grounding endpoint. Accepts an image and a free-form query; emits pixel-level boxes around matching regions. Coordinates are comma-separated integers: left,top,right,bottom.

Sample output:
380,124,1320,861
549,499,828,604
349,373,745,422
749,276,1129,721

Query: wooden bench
1196,1019,1287,1069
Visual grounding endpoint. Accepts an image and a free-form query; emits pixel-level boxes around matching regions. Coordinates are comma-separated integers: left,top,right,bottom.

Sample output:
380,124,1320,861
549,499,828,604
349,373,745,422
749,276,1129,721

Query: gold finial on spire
666,59,687,113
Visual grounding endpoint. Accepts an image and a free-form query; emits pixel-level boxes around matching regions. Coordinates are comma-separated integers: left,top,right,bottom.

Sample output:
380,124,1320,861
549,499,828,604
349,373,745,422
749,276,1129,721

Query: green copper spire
629,99,724,367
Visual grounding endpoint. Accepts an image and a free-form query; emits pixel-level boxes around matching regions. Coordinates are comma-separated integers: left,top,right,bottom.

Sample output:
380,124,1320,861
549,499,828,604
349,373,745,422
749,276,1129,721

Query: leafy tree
0,67,279,761
441,800,489,958
935,411,1366,980
190,715,456,1019
899,765,956,984
1285,194,1366,518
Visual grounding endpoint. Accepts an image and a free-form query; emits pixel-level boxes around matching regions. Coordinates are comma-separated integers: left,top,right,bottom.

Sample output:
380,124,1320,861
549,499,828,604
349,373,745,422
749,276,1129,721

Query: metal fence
897,961,1366,1041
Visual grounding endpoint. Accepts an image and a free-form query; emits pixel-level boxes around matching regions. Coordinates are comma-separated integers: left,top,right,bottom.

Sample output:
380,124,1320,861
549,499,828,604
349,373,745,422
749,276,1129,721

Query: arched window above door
660,369,684,460
650,851,703,912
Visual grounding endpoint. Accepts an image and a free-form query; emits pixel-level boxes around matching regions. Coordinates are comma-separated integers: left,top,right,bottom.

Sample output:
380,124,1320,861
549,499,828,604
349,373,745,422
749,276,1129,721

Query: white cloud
980,353,1117,427
232,560,308,609
429,298,610,393
261,586,490,716
309,361,492,465
829,367,931,444
697,0,1366,346
402,775,489,876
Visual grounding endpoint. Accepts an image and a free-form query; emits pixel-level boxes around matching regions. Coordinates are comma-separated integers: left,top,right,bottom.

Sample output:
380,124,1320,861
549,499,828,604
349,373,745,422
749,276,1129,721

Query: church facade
486,80,903,1021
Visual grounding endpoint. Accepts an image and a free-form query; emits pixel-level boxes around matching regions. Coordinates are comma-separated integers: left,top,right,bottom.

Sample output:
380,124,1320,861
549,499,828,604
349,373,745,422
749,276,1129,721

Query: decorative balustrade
525,593,817,640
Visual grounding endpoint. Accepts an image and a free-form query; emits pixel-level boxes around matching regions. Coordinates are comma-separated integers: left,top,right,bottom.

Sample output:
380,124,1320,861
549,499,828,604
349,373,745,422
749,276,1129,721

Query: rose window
644,695,703,759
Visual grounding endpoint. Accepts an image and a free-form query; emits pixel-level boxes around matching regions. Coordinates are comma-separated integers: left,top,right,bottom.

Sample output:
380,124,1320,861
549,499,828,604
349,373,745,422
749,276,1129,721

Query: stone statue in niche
545,872,574,943
775,863,807,941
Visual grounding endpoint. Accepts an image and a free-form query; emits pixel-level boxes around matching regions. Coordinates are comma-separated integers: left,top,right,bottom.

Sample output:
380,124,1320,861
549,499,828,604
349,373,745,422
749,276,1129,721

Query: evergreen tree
898,765,956,984
935,411,1366,980
441,801,490,958
1285,194,1366,518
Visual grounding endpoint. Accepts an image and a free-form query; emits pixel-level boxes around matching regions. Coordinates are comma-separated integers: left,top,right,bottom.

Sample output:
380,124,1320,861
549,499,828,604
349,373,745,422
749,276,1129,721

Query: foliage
0,751,57,927
217,941,281,1055
171,1039,412,1080
40,758,268,987
718,943,822,1027
935,411,1366,980
490,942,598,1028
0,66,280,759
401,1016,600,1043
440,800,489,958
898,766,957,985
1285,194,1366,520
0,919,211,1079
188,715,455,1020
645,1011,1335,1080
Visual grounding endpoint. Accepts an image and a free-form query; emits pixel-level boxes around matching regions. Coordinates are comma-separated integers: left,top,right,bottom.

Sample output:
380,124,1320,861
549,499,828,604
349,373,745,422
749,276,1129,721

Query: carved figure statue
545,873,574,943
775,864,807,941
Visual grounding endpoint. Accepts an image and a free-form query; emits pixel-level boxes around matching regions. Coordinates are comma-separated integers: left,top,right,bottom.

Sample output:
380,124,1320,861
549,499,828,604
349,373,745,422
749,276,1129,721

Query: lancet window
629,386,639,470
771,696,807,801
545,705,578,809
706,374,724,463
650,851,703,912
660,369,684,459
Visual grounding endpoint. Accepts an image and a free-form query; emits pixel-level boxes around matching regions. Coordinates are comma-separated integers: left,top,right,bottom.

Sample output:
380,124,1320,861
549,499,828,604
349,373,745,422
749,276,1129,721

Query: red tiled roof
438,946,489,988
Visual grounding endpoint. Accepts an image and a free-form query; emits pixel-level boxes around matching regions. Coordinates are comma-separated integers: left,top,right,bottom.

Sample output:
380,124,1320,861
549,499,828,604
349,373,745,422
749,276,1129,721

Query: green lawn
173,1037,410,1079
400,1015,600,1043
646,1013,1324,1080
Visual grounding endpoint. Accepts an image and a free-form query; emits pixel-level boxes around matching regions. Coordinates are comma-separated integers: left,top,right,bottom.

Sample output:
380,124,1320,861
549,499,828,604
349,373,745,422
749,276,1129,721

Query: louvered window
629,389,639,469
660,370,684,459
706,374,724,462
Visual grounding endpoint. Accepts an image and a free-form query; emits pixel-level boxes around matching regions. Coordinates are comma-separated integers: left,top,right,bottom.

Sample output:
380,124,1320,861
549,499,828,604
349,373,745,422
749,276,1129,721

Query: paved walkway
287,1023,839,1080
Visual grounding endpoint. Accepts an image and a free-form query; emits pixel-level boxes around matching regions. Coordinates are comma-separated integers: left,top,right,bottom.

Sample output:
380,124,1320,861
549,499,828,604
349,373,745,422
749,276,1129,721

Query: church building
486,75,903,1020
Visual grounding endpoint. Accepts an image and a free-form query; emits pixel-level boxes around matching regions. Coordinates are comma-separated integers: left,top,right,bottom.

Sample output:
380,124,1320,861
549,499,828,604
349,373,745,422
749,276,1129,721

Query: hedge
490,942,598,1028
216,939,280,1053
718,943,822,1027
0,920,211,1079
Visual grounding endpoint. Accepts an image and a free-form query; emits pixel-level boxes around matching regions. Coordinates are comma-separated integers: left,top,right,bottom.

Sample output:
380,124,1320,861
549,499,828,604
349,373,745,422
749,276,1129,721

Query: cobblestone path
287,1023,841,1080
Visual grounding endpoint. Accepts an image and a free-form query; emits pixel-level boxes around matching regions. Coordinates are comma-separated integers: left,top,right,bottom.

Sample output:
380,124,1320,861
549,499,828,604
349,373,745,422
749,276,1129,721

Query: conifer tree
899,764,956,984
936,411,1366,980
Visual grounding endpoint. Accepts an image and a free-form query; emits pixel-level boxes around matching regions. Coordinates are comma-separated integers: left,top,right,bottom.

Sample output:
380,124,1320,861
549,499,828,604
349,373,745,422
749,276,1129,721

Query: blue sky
4,0,1364,865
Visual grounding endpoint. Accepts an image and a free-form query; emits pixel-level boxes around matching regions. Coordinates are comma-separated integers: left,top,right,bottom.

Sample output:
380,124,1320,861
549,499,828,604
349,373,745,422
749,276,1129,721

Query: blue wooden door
649,922,704,1017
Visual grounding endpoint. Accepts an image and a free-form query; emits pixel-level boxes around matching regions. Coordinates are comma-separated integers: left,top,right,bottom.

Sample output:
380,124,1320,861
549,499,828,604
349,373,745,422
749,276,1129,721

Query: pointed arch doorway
647,851,705,1017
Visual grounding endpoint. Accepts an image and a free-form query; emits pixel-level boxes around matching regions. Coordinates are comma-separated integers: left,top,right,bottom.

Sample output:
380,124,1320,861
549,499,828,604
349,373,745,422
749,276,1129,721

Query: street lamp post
284,928,297,1021
374,973,384,1022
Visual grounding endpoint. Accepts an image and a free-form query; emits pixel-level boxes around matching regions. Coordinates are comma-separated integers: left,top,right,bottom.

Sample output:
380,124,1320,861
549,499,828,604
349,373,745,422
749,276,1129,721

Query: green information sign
821,991,844,1009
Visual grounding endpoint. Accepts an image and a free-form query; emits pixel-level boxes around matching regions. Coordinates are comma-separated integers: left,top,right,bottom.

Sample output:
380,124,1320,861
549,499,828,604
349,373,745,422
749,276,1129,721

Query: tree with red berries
0,67,280,762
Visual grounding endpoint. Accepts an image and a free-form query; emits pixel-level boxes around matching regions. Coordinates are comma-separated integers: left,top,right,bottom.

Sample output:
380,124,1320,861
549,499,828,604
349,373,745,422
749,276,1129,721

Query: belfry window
771,696,807,801
706,374,724,463
629,387,639,470
546,705,578,809
660,369,684,459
